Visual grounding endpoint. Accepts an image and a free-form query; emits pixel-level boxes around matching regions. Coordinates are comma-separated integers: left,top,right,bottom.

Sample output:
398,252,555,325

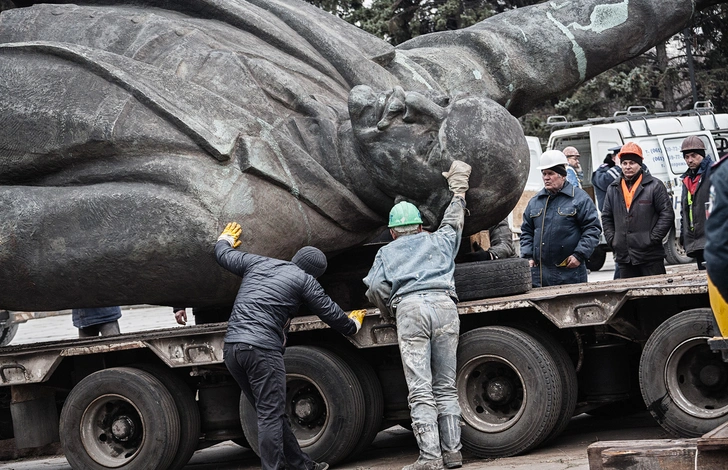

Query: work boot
442,451,462,469
438,415,463,469
402,458,444,470
404,422,443,470
312,462,329,470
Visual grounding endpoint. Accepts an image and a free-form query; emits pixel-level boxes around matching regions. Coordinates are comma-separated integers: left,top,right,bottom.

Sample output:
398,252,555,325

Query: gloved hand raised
218,222,242,248
348,309,367,333
442,160,472,196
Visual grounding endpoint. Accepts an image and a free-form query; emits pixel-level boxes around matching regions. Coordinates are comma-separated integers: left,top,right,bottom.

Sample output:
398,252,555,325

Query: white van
546,102,728,267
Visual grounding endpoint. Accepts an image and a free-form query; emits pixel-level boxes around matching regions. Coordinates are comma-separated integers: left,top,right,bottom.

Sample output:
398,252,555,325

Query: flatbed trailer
0,268,720,469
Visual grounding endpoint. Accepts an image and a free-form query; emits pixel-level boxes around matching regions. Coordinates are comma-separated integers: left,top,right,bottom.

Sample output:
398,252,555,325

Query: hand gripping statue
0,0,722,310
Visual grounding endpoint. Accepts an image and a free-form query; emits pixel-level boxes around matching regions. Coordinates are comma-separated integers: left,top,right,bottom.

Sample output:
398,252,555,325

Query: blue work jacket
363,196,465,319
520,181,601,287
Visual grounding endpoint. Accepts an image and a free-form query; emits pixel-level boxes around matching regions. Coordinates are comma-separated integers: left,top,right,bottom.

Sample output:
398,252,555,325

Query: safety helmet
617,141,643,161
536,150,569,170
388,201,423,228
681,135,706,153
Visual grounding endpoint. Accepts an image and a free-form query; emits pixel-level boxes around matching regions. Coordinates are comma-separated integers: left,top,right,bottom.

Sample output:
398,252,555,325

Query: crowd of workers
71,134,727,470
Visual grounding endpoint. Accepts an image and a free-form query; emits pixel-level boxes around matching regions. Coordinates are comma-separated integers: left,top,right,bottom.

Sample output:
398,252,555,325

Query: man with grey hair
364,160,471,470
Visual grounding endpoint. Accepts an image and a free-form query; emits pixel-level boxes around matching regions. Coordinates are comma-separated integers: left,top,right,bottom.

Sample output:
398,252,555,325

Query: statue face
348,85,450,204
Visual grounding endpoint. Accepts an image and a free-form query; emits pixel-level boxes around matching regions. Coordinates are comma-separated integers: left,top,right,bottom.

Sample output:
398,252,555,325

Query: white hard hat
536,150,569,170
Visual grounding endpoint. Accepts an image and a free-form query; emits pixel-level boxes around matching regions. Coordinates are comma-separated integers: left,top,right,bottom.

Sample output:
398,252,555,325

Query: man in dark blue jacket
520,150,601,287
214,222,364,470
592,146,623,212
706,155,728,301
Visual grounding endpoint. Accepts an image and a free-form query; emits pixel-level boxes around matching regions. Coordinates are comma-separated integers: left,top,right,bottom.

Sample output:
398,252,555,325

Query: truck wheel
454,258,531,301
586,245,607,271
132,364,201,470
639,308,728,437
239,346,365,464
0,323,18,347
323,346,384,459
506,324,577,444
60,367,180,470
457,326,562,457
664,228,693,265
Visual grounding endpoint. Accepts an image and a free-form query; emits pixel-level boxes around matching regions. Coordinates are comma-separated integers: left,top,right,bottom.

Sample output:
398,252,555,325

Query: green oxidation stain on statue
0,0,707,310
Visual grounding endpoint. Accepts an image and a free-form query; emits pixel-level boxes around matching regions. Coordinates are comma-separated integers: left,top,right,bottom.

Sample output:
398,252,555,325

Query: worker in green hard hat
364,160,471,470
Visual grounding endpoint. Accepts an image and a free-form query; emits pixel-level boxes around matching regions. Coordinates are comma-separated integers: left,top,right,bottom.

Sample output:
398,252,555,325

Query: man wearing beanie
364,160,471,470
210,222,365,470
602,142,675,278
520,150,601,287
679,135,713,270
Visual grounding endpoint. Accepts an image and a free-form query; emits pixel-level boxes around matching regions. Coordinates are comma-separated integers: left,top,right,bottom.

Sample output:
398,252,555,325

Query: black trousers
224,343,314,470
617,260,666,278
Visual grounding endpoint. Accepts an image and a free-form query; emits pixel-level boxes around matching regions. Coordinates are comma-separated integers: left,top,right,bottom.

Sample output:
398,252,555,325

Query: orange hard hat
617,142,643,160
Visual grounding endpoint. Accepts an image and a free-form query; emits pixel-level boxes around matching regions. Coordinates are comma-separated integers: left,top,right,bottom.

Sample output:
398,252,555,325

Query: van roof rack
547,101,719,130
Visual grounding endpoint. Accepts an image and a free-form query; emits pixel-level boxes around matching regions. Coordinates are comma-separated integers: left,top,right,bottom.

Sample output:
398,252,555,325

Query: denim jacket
364,196,465,319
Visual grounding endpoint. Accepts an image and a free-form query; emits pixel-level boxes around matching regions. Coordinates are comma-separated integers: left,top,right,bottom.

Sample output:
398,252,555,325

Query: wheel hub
111,416,135,441
485,377,513,403
294,395,322,424
699,364,726,389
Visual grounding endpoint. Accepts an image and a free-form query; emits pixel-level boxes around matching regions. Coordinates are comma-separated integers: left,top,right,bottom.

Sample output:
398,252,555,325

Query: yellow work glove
442,160,472,196
348,309,367,333
217,222,242,248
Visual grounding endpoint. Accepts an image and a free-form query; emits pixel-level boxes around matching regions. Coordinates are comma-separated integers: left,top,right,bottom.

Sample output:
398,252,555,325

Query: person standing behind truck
592,146,623,211
679,135,713,270
363,160,471,470
706,154,728,301
211,222,365,470
602,142,675,278
71,307,122,337
562,146,583,188
520,150,601,287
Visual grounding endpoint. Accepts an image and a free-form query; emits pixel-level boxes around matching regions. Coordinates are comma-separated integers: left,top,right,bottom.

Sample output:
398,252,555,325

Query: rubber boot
438,415,462,469
98,320,121,336
402,422,443,470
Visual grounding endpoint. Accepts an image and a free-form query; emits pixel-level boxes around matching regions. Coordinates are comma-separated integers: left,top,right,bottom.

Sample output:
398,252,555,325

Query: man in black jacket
706,155,728,301
214,222,365,470
602,142,675,278
680,135,713,270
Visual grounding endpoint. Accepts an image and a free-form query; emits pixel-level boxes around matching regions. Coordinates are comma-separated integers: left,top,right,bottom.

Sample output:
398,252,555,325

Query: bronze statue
0,0,719,310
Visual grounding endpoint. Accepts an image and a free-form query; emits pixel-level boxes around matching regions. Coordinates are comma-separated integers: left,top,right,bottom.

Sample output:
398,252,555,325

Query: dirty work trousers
224,343,315,470
396,291,461,459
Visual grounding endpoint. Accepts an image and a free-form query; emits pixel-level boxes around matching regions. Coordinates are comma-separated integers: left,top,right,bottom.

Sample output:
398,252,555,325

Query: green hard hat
388,201,423,228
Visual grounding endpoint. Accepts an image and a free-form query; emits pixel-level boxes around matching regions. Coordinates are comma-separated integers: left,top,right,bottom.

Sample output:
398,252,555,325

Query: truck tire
239,346,365,465
639,309,728,437
506,324,578,444
323,346,384,459
454,258,531,301
586,245,607,271
60,367,181,470
664,228,693,265
457,326,562,457
0,323,18,347
132,364,201,470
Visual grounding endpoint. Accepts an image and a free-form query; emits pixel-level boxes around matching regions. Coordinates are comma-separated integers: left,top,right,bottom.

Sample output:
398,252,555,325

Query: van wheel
454,258,531,301
239,346,365,464
639,309,728,437
60,367,180,470
664,228,693,265
586,245,607,271
457,326,562,457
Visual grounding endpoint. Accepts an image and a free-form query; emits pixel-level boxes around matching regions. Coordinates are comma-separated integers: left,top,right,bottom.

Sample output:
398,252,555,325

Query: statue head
348,85,529,232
